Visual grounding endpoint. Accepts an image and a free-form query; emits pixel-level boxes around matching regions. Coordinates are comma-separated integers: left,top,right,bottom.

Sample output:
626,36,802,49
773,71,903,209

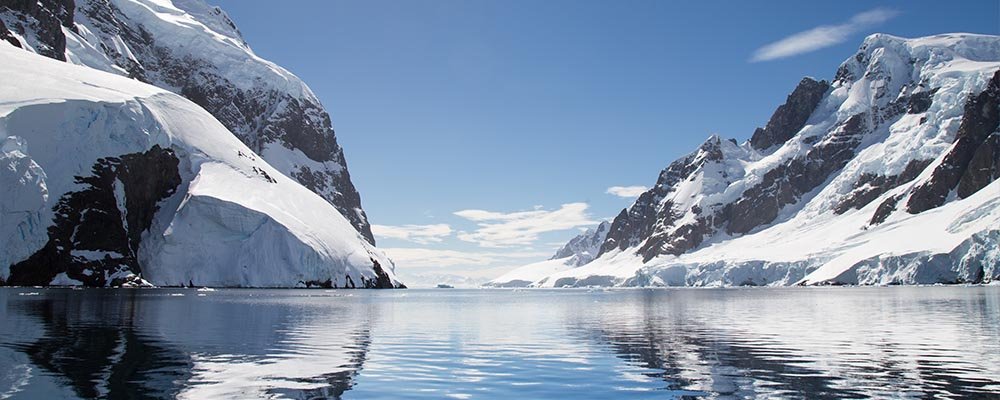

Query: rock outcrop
908,70,1000,212
749,77,830,150
7,146,180,287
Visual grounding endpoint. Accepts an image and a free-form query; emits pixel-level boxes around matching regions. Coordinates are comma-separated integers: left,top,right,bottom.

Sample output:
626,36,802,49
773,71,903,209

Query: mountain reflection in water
0,287,998,399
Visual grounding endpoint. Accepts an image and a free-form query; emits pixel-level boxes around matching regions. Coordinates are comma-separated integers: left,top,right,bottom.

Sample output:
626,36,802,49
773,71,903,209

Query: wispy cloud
371,224,452,244
750,8,898,62
606,185,648,198
453,203,597,248
382,247,550,268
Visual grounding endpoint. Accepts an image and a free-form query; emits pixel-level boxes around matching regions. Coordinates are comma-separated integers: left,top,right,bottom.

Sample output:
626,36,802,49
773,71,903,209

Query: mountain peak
520,33,1000,288
551,221,611,266
749,76,830,150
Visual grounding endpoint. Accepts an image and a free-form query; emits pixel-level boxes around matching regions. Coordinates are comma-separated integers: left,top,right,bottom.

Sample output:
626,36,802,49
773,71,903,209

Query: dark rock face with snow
908,70,1000,213
523,33,1000,288
0,0,375,244
552,221,611,266
962,133,1000,194
834,159,932,214
600,137,732,261
0,0,74,60
7,146,180,287
749,77,830,150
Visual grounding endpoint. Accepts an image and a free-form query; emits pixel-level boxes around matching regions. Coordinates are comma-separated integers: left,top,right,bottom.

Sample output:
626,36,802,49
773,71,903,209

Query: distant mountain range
490,33,1000,288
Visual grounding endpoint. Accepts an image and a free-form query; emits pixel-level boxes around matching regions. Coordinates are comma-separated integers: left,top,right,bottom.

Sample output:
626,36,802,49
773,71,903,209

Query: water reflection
573,288,1000,398
0,290,376,399
0,287,998,399
5,291,192,399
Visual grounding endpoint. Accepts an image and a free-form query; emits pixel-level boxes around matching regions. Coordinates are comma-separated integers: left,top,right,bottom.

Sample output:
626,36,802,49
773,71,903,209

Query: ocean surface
0,286,998,399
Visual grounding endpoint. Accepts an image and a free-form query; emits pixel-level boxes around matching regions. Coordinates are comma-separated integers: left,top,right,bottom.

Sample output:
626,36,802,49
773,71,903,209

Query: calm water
0,287,998,399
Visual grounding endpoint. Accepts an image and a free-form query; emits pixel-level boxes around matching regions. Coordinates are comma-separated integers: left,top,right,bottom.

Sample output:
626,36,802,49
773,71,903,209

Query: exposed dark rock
599,138,724,257
600,208,638,256
908,88,937,114
598,137,745,262
0,19,22,47
869,195,902,225
599,190,668,256
749,77,830,150
957,132,1000,198
250,165,277,183
0,0,74,60
908,70,1000,213
366,258,402,288
835,158,933,214
5,146,181,287
728,112,869,235
637,216,713,261
972,264,985,284
302,279,334,289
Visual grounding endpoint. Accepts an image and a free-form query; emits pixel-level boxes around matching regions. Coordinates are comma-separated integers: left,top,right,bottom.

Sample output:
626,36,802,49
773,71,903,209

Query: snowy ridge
485,221,610,287
0,44,402,288
513,33,1000,288
551,221,611,266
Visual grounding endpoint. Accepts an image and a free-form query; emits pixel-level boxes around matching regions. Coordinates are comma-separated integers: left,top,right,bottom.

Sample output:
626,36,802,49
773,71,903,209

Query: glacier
0,44,402,288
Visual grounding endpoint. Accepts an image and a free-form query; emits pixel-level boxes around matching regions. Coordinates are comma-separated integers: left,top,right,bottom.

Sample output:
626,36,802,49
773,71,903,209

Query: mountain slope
0,0,376,243
485,222,610,287
524,33,1000,287
0,44,401,287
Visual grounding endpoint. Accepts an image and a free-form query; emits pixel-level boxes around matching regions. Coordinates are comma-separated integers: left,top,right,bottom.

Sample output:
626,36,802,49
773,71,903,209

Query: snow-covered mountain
0,1,403,287
513,33,1000,288
485,222,610,287
0,0,375,243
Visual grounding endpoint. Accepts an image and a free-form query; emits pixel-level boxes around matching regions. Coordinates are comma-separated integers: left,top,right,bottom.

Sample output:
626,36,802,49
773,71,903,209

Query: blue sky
212,0,997,283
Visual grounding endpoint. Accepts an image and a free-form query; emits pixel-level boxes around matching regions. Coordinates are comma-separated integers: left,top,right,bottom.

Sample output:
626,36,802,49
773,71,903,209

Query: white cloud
606,185,648,198
453,203,597,248
750,8,898,62
382,247,549,269
371,223,452,244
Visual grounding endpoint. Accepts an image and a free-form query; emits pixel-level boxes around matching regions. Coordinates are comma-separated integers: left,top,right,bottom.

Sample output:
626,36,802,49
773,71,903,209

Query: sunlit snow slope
0,45,402,288
485,222,610,287
519,34,1000,287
